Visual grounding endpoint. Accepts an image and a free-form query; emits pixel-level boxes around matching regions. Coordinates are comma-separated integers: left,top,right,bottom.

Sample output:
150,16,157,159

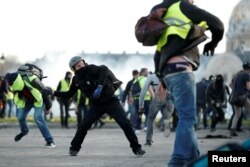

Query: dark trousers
76,105,88,127
210,106,225,129
59,100,70,128
70,96,141,152
228,108,243,130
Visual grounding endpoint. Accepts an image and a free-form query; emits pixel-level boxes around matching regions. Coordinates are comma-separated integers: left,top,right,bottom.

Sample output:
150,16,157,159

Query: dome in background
227,0,250,39
226,0,250,63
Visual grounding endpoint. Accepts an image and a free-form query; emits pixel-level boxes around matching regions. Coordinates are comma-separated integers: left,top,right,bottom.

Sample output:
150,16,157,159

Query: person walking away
139,73,174,146
149,0,224,166
229,62,250,136
56,71,72,128
5,66,55,147
205,74,227,132
53,56,145,156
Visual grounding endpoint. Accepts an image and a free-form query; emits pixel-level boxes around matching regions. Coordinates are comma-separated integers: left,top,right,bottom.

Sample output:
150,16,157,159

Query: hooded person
53,56,145,157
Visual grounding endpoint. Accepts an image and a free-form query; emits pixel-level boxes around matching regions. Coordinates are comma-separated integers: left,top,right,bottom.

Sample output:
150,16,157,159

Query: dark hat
132,70,139,76
243,62,250,70
5,73,18,86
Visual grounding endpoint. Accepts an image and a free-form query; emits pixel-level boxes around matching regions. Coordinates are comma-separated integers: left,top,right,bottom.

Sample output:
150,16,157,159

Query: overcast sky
0,0,241,62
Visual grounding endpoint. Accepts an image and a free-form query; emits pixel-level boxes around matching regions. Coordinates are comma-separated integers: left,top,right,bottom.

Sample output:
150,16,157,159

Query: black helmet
243,62,250,70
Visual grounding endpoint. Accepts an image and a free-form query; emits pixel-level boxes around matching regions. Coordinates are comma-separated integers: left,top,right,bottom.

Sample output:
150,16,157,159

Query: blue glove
92,85,103,99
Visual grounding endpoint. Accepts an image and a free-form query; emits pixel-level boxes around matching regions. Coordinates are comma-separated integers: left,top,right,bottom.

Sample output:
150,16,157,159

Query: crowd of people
1,0,250,166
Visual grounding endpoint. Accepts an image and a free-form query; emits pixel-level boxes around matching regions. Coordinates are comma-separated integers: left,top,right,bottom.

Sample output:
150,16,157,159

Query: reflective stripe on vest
133,76,151,100
13,75,43,108
60,79,70,91
156,1,208,51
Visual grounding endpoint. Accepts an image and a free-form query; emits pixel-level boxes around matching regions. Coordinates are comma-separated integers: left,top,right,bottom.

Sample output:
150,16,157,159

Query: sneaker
69,148,79,156
144,140,152,146
163,120,171,137
143,127,147,132
44,141,56,148
14,133,26,142
230,130,238,137
133,148,146,157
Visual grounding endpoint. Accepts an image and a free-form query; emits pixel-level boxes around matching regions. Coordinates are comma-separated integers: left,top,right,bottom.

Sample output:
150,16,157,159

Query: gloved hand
203,42,217,56
92,85,103,99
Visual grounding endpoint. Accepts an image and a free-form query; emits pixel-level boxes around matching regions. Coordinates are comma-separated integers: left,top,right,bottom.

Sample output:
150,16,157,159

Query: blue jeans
133,99,150,130
163,72,199,167
146,99,173,141
17,103,53,142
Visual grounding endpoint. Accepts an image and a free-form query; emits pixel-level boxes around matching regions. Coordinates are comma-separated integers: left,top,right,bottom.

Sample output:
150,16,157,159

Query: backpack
131,78,142,97
18,63,46,80
135,8,167,46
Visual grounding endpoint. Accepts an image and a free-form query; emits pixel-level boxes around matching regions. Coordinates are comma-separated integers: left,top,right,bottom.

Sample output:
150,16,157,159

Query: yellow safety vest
60,79,71,91
133,76,151,100
157,1,208,51
11,74,43,108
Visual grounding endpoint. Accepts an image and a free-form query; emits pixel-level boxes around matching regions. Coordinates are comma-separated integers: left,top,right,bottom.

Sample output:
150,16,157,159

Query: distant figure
121,70,139,127
56,71,72,128
229,62,250,136
6,86,15,118
0,76,8,118
196,78,209,129
206,74,227,132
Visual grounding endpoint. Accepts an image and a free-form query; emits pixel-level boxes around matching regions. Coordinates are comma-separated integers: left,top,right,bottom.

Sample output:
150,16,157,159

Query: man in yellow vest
5,71,55,148
150,0,224,166
56,71,72,128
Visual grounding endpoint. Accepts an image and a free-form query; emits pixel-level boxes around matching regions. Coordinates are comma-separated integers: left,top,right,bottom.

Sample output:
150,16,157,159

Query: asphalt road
0,123,249,167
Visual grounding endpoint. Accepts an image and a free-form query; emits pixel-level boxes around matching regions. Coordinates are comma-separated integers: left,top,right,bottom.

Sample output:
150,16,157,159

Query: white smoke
35,51,155,90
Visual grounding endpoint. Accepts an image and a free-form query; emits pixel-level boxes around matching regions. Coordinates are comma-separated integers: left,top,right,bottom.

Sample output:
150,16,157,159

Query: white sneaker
143,127,147,132
163,120,171,137
44,142,56,148
135,130,141,135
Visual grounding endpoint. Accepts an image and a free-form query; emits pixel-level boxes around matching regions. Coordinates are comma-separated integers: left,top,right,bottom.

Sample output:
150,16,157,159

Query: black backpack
131,78,142,97
18,63,46,80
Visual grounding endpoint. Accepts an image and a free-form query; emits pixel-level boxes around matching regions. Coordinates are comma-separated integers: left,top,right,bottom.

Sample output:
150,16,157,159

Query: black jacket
54,65,122,104
151,0,224,76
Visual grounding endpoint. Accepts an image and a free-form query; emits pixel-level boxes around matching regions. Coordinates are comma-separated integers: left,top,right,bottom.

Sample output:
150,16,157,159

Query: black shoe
69,148,79,156
133,148,146,157
14,133,26,142
144,140,152,146
230,130,238,137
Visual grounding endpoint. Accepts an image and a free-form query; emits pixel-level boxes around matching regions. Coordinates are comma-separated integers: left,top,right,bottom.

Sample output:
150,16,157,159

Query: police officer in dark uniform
53,56,145,157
